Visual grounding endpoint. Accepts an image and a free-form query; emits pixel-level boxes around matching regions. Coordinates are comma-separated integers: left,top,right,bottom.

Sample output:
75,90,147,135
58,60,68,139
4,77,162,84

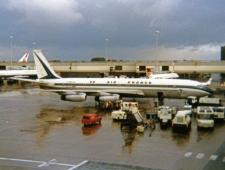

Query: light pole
155,30,160,72
155,30,160,49
9,35,14,68
105,38,109,60
32,42,36,49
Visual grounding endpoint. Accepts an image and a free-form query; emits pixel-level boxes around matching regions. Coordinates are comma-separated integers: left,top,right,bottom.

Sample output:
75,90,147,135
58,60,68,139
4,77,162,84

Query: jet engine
99,94,120,101
61,93,86,102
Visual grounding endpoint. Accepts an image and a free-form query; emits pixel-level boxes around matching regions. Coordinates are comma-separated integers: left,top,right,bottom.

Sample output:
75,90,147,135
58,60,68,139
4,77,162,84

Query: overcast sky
0,0,224,61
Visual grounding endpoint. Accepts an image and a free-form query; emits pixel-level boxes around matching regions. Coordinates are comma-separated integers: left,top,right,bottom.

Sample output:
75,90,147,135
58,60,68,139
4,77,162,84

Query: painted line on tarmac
196,153,205,159
209,155,218,161
67,160,89,170
38,159,57,167
0,157,87,169
222,157,225,162
183,152,225,162
184,152,192,158
0,157,44,164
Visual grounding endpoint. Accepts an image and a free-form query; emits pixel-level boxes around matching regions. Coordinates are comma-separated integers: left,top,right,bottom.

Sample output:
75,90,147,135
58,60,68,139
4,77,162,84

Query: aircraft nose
198,85,214,96
204,86,214,96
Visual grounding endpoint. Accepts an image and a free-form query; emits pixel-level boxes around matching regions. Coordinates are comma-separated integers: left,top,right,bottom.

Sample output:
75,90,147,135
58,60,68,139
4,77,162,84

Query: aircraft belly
143,87,181,98
41,85,209,99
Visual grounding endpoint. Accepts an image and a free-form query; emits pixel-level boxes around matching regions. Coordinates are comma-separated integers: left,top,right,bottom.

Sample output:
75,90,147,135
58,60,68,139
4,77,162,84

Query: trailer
187,96,221,108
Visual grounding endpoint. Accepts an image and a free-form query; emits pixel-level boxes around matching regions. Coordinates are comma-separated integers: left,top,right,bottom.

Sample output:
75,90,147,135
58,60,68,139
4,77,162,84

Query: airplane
14,49,213,103
18,52,29,63
0,52,37,78
147,72,179,79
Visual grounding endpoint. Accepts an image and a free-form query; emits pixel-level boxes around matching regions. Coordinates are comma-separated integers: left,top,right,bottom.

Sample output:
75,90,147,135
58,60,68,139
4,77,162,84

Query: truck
81,114,102,126
172,111,191,132
196,106,214,130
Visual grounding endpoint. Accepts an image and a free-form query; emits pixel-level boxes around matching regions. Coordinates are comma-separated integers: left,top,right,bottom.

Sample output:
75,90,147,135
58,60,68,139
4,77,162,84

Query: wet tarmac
0,85,225,170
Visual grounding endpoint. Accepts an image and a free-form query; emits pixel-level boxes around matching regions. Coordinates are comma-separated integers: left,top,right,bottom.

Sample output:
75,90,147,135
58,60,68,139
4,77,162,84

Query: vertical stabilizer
33,49,61,79
18,52,29,63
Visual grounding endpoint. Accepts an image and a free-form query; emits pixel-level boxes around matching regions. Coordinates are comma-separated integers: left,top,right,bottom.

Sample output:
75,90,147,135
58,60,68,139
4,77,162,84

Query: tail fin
18,52,29,63
201,77,212,86
33,49,61,79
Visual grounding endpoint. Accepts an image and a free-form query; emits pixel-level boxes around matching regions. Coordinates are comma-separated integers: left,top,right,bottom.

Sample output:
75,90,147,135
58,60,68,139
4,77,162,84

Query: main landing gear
157,92,164,106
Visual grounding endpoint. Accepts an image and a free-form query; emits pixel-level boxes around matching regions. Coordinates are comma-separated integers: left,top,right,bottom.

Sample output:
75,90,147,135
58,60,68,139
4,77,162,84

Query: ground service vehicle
172,111,191,132
212,107,225,120
158,106,173,128
196,106,214,129
121,101,139,111
81,114,102,126
183,105,192,116
111,109,127,120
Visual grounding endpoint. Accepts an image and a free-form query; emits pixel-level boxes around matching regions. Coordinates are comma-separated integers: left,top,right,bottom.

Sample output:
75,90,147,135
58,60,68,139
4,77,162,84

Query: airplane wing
9,77,39,83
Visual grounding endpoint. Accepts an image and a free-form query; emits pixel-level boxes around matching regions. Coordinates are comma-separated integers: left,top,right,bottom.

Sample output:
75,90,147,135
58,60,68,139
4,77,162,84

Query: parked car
81,114,102,126
172,111,191,132
196,106,214,130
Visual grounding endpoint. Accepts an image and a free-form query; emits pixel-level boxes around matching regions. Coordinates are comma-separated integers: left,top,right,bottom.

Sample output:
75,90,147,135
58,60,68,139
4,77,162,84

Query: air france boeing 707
17,49,213,102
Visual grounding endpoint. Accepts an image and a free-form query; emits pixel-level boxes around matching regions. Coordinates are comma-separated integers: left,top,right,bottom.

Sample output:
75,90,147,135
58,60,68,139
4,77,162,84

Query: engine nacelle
61,93,86,102
99,94,120,101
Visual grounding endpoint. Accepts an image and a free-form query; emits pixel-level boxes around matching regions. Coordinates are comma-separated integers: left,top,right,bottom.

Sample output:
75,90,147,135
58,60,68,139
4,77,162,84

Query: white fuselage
38,77,212,99
148,72,179,79
0,70,37,77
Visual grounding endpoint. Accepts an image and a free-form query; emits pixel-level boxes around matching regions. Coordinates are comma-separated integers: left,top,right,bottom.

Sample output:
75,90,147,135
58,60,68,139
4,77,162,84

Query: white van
172,111,191,132
212,107,225,120
196,106,214,129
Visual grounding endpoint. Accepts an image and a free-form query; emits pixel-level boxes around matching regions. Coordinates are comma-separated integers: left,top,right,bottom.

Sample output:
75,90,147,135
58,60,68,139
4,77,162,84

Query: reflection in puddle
22,106,99,145
121,127,143,154
82,125,102,136
196,129,214,142
171,132,190,147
